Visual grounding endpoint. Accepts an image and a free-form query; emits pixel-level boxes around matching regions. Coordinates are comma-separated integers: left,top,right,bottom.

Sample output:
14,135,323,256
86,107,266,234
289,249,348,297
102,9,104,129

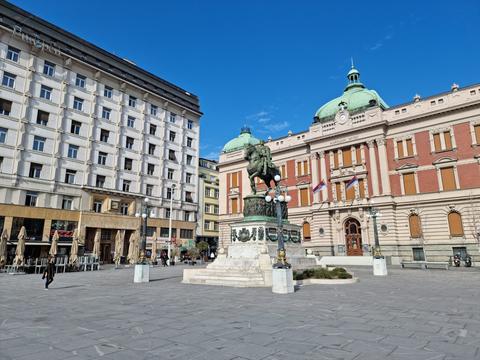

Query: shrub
294,267,352,280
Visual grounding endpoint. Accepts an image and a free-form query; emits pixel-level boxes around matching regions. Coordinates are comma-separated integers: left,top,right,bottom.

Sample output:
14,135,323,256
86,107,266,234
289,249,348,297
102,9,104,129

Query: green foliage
196,241,209,252
187,247,200,259
293,267,352,280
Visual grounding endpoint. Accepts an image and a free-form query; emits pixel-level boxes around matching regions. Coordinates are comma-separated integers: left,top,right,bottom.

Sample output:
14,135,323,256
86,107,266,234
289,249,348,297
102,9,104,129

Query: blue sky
11,0,480,160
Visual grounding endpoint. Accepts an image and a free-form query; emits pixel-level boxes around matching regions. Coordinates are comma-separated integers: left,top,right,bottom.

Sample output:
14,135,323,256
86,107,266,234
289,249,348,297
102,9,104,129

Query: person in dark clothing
42,255,55,289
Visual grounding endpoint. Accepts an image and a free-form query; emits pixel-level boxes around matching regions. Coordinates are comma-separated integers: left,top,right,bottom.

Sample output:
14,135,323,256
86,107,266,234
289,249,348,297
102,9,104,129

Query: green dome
314,66,388,123
222,127,260,153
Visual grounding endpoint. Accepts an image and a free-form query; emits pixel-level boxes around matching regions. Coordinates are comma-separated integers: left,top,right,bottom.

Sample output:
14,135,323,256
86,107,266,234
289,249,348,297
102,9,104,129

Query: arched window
448,212,464,237
409,214,422,238
302,222,311,241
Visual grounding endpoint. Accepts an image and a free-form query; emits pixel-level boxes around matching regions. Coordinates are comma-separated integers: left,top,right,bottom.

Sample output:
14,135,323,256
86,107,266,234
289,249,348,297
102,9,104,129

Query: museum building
219,67,480,264
0,3,201,262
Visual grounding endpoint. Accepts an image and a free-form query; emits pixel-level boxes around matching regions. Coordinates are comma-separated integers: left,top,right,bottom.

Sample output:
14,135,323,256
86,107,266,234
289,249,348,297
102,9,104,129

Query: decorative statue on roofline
244,141,280,195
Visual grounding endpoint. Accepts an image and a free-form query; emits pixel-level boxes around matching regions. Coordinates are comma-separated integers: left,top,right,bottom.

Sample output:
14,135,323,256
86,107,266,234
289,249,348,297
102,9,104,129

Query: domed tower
313,65,388,123
222,126,261,153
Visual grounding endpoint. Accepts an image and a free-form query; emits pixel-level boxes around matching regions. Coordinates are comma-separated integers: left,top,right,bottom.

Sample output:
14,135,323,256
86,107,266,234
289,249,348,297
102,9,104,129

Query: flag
346,176,358,190
313,180,326,193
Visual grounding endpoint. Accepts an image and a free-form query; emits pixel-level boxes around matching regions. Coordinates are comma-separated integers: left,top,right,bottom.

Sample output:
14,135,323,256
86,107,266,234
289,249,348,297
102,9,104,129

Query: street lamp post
167,184,176,266
134,197,151,282
368,201,388,276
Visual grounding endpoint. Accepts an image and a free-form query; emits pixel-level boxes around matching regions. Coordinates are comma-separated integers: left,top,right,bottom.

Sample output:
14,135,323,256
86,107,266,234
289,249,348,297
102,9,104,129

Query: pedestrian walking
42,255,55,289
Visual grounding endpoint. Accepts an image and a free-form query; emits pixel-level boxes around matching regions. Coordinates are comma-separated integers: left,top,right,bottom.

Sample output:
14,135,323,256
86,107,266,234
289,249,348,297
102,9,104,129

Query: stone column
376,137,391,195
367,140,380,196
319,151,327,202
311,152,320,203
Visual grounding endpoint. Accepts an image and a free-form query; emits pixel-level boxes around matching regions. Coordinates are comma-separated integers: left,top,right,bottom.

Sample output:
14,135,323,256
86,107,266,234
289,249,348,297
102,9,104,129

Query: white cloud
261,121,289,133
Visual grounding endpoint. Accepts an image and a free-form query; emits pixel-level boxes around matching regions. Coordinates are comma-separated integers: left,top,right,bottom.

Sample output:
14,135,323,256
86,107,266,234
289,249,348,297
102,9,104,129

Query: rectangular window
186,155,192,165
214,222,219,231
25,191,38,207
100,129,109,142
119,202,129,215
297,160,308,176
355,146,362,164
40,85,52,100
187,137,193,147
300,188,309,206
33,136,46,152
180,229,193,239
167,168,174,180
2,72,16,88
205,187,211,197
29,163,42,178
342,148,352,167
104,86,113,98
433,133,442,152
68,145,79,159
214,205,219,215
184,211,190,222
123,180,131,192
149,124,156,135
36,110,49,126
279,164,287,179
303,160,308,175
403,173,416,195
169,113,176,123
444,131,452,150
187,120,193,129
62,196,73,210
75,74,86,88
124,158,133,170
345,181,355,201
397,140,404,158
204,220,211,230
412,247,425,261
475,124,480,145
0,127,5,143
144,143,153,155
169,131,176,142
165,209,171,219
231,172,238,187
406,138,414,157
128,96,136,107
333,150,339,169
127,116,135,128
6,46,19,62
150,104,157,116
214,189,219,198
43,61,55,76
231,198,238,214
358,178,365,198
98,151,107,165
0,99,12,116
441,167,456,191
65,169,76,184
186,173,192,183
73,97,83,111
147,163,155,175
185,191,193,202
335,182,342,201
146,184,153,196
102,107,111,120
96,175,105,188
70,120,81,135
126,136,134,149
205,204,211,213
168,149,176,161
166,187,172,200
93,200,102,213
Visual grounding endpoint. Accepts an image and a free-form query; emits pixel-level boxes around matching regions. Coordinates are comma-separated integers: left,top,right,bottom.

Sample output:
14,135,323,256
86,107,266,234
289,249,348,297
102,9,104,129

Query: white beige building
196,158,219,250
219,67,480,265
0,2,201,262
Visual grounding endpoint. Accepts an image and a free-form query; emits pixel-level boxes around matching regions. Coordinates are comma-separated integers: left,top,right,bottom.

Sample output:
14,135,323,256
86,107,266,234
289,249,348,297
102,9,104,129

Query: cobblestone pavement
1,265,480,360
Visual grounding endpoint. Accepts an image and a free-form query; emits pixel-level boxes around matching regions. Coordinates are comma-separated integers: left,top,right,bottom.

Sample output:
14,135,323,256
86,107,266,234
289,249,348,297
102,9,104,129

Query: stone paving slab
1,265,480,359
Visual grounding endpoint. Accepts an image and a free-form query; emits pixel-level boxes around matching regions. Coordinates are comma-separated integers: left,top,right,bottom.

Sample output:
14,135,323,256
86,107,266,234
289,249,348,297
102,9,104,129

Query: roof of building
222,126,261,153
313,66,388,123
0,2,201,114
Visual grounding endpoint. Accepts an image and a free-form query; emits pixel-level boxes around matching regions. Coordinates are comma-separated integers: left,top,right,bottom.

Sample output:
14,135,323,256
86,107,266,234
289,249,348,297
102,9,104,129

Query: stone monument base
373,257,388,276
272,268,294,294
134,264,150,283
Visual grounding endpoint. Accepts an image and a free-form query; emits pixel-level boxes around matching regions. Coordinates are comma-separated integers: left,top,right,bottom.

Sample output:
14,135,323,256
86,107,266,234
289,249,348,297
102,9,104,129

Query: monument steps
182,268,267,287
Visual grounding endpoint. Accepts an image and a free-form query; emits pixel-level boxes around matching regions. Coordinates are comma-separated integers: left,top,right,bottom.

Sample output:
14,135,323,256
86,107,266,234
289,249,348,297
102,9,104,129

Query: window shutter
443,131,452,150
300,188,309,206
397,140,404,158
280,165,286,178
406,138,414,156
342,148,352,167
441,167,456,191
345,181,355,200
231,198,238,214
358,179,365,198
356,146,362,164
475,125,480,145
303,160,309,175
333,151,339,169
448,212,464,236
433,133,441,152
302,222,311,240
409,215,422,238
403,173,416,195
335,183,342,201
297,162,302,176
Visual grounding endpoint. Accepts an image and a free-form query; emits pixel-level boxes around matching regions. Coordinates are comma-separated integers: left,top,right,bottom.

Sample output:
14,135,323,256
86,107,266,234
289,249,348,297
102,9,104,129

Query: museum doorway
345,218,363,256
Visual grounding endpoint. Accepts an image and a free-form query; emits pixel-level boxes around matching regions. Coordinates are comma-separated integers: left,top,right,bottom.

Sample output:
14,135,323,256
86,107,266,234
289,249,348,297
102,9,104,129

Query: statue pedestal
134,264,150,283
373,257,388,276
272,268,294,294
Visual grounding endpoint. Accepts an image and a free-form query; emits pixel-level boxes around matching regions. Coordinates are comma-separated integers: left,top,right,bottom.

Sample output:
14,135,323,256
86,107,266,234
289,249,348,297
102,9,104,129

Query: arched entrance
345,218,363,256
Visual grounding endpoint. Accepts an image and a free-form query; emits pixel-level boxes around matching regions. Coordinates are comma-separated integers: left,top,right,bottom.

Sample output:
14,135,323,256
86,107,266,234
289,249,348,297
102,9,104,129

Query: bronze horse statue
244,143,280,194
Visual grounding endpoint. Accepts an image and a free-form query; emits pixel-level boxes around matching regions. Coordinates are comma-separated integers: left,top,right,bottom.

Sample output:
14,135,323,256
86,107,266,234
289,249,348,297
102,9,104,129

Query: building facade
219,67,480,264
196,158,219,250
0,3,201,262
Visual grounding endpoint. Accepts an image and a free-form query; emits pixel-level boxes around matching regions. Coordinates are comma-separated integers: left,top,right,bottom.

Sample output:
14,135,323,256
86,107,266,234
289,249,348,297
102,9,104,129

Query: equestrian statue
244,141,280,195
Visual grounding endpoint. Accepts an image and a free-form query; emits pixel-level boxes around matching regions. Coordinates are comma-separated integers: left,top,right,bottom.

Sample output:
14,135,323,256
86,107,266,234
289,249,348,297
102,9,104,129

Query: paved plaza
1,265,480,360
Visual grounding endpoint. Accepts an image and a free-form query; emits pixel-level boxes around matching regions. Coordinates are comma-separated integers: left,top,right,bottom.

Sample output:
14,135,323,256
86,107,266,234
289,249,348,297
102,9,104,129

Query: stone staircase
182,268,268,287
